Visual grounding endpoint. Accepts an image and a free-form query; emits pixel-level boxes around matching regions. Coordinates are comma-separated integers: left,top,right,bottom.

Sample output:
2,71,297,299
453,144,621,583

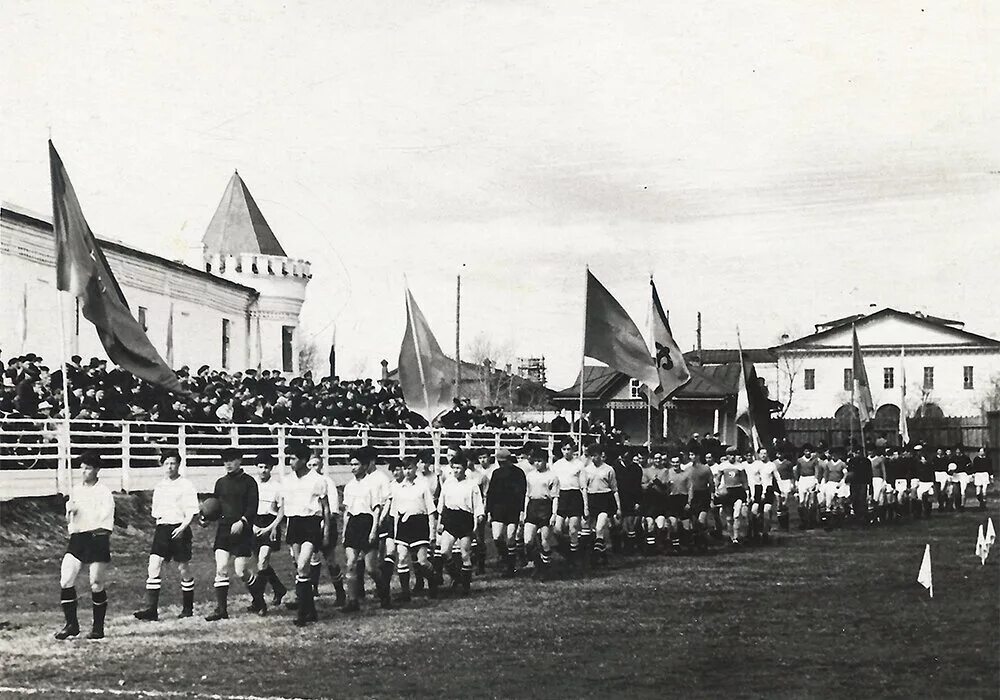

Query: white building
0,172,310,374
760,308,1000,421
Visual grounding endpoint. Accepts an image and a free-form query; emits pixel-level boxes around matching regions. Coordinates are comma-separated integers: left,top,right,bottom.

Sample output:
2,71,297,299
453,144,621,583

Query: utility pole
455,273,462,397
696,311,702,352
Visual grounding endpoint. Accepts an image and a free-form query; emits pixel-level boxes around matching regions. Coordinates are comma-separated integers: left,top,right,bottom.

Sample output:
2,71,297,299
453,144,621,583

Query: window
804,369,815,390
843,368,853,391
137,306,147,331
883,367,894,389
963,366,974,390
923,366,934,390
629,378,642,399
221,319,231,369
282,325,294,373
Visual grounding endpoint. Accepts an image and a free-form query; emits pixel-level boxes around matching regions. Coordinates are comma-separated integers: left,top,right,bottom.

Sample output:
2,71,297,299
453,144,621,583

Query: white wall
1,208,258,372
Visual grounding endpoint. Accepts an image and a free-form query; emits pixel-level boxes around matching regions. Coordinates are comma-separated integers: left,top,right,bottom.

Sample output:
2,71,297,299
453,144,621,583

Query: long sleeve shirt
846,456,873,487
151,477,199,525
439,477,484,519
486,465,527,512
68,481,115,534
213,469,258,526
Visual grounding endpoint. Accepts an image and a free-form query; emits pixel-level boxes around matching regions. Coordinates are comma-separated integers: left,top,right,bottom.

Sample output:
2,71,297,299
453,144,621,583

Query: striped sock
180,578,195,611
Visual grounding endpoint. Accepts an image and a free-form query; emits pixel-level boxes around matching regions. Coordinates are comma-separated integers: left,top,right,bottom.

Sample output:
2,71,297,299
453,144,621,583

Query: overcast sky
4,1,998,387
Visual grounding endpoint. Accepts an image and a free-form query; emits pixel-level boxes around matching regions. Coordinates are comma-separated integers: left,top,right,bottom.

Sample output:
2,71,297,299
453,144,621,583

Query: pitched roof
684,348,776,365
780,307,1000,349
202,172,287,257
554,366,627,400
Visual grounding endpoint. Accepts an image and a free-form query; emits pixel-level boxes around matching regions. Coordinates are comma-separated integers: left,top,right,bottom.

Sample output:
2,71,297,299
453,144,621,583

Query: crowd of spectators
1,352,520,430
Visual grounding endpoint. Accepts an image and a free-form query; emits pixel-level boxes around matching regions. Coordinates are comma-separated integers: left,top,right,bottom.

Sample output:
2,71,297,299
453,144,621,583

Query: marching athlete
486,448,527,577
664,455,690,553
747,448,778,542
972,447,991,510
641,452,669,554
435,456,484,595
819,449,849,526
342,446,391,612
913,446,936,518
306,453,345,606
252,452,287,606
716,448,748,546
614,450,644,554
794,447,820,529
869,448,887,524
56,451,114,641
204,448,267,621
522,448,559,579
134,450,199,621
685,452,715,551
281,443,331,627
584,444,621,565
470,449,493,574
391,457,438,601
551,440,589,567
774,451,796,532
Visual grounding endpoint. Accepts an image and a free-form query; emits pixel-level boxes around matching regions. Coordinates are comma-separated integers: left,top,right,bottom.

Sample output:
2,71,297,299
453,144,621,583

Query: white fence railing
0,419,563,500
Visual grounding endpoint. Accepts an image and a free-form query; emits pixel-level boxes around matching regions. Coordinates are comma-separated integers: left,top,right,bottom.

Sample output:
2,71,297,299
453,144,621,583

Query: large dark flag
584,270,659,388
398,286,455,422
49,141,185,394
852,325,875,425
648,277,690,403
735,337,772,450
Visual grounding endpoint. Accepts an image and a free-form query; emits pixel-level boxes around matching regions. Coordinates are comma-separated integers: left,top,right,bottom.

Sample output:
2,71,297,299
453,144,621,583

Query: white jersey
256,475,282,516
343,476,382,517
363,468,393,510
281,469,328,518
746,460,776,489
438,476,484,518
551,457,587,492
68,480,115,534
390,479,436,517
151,476,199,524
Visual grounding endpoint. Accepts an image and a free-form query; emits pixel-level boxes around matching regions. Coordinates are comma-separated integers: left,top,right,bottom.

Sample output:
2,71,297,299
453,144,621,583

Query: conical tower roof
202,171,287,257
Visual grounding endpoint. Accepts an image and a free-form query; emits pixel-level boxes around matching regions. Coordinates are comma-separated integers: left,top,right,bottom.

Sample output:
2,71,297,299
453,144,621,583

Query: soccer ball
200,497,222,522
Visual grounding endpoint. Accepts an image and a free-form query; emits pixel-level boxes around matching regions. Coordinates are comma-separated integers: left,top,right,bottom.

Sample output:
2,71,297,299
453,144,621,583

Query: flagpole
49,143,74,506
455,273,461,397
579,266,589,448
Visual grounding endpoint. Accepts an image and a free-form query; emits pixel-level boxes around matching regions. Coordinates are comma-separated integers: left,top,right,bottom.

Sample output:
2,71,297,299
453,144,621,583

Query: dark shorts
395,514,431,548
752,485,775,504
557,490,584,518
588,491,617,516
489,504,522,525
67,530,111,564
644,491,667,518
150,524,192,562
666,494,688,519
286,515,323,548
254,513,282,547
619,492,642,515
214,522,255,558
719,487,745,510
441,508,474,539
344,513,375,552
525,498,553,527
690,489,711,515
379,515,395,540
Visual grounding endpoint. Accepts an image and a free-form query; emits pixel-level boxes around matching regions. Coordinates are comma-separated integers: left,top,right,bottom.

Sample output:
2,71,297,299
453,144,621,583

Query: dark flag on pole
49,141,186,395
852,325,875,425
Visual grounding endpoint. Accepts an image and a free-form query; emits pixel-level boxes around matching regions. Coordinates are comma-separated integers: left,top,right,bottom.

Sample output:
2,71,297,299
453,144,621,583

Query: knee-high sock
144,576,161,612
60,586,78,628
213,576,230,615
91,590,107,632
180,578,195,612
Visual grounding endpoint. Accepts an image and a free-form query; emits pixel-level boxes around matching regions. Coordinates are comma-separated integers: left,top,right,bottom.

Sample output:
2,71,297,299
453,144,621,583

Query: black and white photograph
1,2,998,698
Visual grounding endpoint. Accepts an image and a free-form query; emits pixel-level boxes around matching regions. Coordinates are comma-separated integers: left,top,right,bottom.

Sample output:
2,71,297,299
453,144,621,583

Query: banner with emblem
647,276,690,404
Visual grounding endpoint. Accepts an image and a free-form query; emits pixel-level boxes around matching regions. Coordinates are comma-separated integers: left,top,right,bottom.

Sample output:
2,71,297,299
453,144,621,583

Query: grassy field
1,498,998,700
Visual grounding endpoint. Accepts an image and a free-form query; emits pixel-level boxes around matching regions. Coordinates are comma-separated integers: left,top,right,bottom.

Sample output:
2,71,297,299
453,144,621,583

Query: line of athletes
52,438,993,638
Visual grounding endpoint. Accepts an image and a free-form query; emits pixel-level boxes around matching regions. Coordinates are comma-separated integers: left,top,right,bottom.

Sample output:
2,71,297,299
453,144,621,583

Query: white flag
916,544,933,598
987,518,996,546
976,525,986,564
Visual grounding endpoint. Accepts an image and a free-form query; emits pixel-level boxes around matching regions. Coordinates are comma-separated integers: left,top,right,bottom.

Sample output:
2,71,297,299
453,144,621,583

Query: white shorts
934,472,949,488
894,479,910,495
871,477,886,501
916,481,934,498
777,478,794,496
951,473,971,489
822,481,847,503
974,473,990,487
797,476,818,499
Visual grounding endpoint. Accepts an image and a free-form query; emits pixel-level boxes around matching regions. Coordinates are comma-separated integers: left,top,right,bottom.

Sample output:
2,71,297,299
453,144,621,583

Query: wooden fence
782,415,989,450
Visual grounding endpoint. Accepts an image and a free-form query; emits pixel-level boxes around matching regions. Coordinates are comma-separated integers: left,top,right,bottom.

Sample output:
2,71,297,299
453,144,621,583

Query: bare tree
297,337,320,375
774,354,804,418
980,371,1000,413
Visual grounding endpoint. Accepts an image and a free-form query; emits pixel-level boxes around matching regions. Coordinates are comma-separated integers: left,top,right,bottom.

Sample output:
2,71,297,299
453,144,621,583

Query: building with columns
1,172,310,374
